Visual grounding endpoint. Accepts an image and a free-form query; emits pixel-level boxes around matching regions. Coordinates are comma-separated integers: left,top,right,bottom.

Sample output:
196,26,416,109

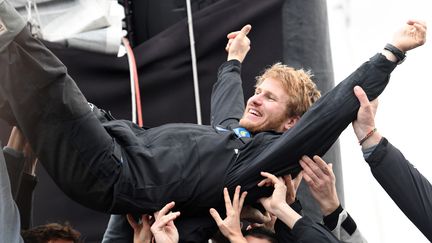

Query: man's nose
249,94,263,105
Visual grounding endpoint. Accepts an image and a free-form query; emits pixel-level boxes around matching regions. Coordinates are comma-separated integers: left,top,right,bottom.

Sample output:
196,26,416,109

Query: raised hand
150,201,180,243
284,172,303,205
392,20,427,52
226,24,252,63
209,186,248,243
258,172,301,229
240,205,272,225
126,214,153,243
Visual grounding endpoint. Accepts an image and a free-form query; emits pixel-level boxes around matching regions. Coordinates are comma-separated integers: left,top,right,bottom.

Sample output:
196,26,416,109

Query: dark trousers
0,27,120,212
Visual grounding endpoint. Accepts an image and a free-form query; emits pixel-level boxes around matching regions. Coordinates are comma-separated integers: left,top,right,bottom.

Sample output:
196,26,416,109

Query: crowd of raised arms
0,0,429,242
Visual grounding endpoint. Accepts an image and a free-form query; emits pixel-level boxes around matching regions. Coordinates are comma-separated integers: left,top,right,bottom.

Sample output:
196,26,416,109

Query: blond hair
256,63,321,118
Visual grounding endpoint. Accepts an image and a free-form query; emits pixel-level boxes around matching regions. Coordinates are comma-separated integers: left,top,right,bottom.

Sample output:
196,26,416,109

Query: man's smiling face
239,77,296,133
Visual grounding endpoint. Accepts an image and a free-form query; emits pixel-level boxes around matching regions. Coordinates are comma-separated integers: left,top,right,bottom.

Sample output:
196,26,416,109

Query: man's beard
239,114,287,134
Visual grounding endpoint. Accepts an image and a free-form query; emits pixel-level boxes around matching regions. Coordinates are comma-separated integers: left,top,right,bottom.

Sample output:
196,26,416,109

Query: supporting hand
7,127,38,175
150,202,180,243
240,205,272,225
258,172,302,229
352,86,382,148
284,172,303,205
300,155,339,216
210,186,248,243
126,214,153,243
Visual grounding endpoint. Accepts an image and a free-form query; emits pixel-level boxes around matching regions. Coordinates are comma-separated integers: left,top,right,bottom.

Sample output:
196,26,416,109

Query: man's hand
284,172,303,205
240,205,272,225
150,201,180,243
126,214,153,243
258,172,302,229
257,172,288,215
7,127,26,151
210,186,248,243
392,20,427,52
226,24,251,63
300,155,340,216
352,86,382,148
7,126,38,175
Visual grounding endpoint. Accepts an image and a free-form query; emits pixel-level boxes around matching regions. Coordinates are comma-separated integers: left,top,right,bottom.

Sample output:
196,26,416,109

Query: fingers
155,201,176,220
312,156,331,175
405,20,427,47
126,214,139,230
300,155,333,187
283,174,292,186
407,19,427,30
232,186,241,210
223,187,233,212
227,24,252,39
209,208,223,225
412,22,427,45
141,214,152,228
225,38,234,52
258,177,272,187
299,156,318,186
282,171,303,189
260,172,280,185
227,30,241,39
223,186,247,214
239,191,248,211
152,202,180,232
299,156,322,182
7,127,27,150
154,211,180,228
293,171,303,189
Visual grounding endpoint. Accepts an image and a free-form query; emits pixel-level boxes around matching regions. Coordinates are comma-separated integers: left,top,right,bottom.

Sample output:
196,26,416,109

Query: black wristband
384,43,406,64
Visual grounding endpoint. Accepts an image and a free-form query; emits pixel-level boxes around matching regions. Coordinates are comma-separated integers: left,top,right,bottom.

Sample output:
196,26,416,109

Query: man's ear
284,116,300,130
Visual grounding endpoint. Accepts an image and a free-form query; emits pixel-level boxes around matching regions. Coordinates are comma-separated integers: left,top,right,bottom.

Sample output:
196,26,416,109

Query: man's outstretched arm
233,20,427,200
353,85,432,241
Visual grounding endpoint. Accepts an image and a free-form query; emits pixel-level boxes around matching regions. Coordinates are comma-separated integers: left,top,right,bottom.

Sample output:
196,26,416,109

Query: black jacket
1,27,396,216
366,138,432,241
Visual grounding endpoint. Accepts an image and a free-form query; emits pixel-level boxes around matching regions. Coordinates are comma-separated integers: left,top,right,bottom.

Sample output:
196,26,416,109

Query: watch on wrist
384,43,406,64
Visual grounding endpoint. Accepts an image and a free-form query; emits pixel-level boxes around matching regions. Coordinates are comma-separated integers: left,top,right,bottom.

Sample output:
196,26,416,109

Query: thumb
240,24,252,36
353,86,370,106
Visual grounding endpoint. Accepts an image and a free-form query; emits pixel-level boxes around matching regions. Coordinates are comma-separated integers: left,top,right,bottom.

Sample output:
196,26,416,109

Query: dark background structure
0,0,342,241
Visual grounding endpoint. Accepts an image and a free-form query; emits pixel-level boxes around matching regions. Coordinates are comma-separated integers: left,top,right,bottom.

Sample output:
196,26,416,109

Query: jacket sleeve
210,60,245,129
276,215,342,243
323,205,367,243
235,53,398,199
15,173,37,230
366,137,432,241
3,147,25,200
3,147,38,230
